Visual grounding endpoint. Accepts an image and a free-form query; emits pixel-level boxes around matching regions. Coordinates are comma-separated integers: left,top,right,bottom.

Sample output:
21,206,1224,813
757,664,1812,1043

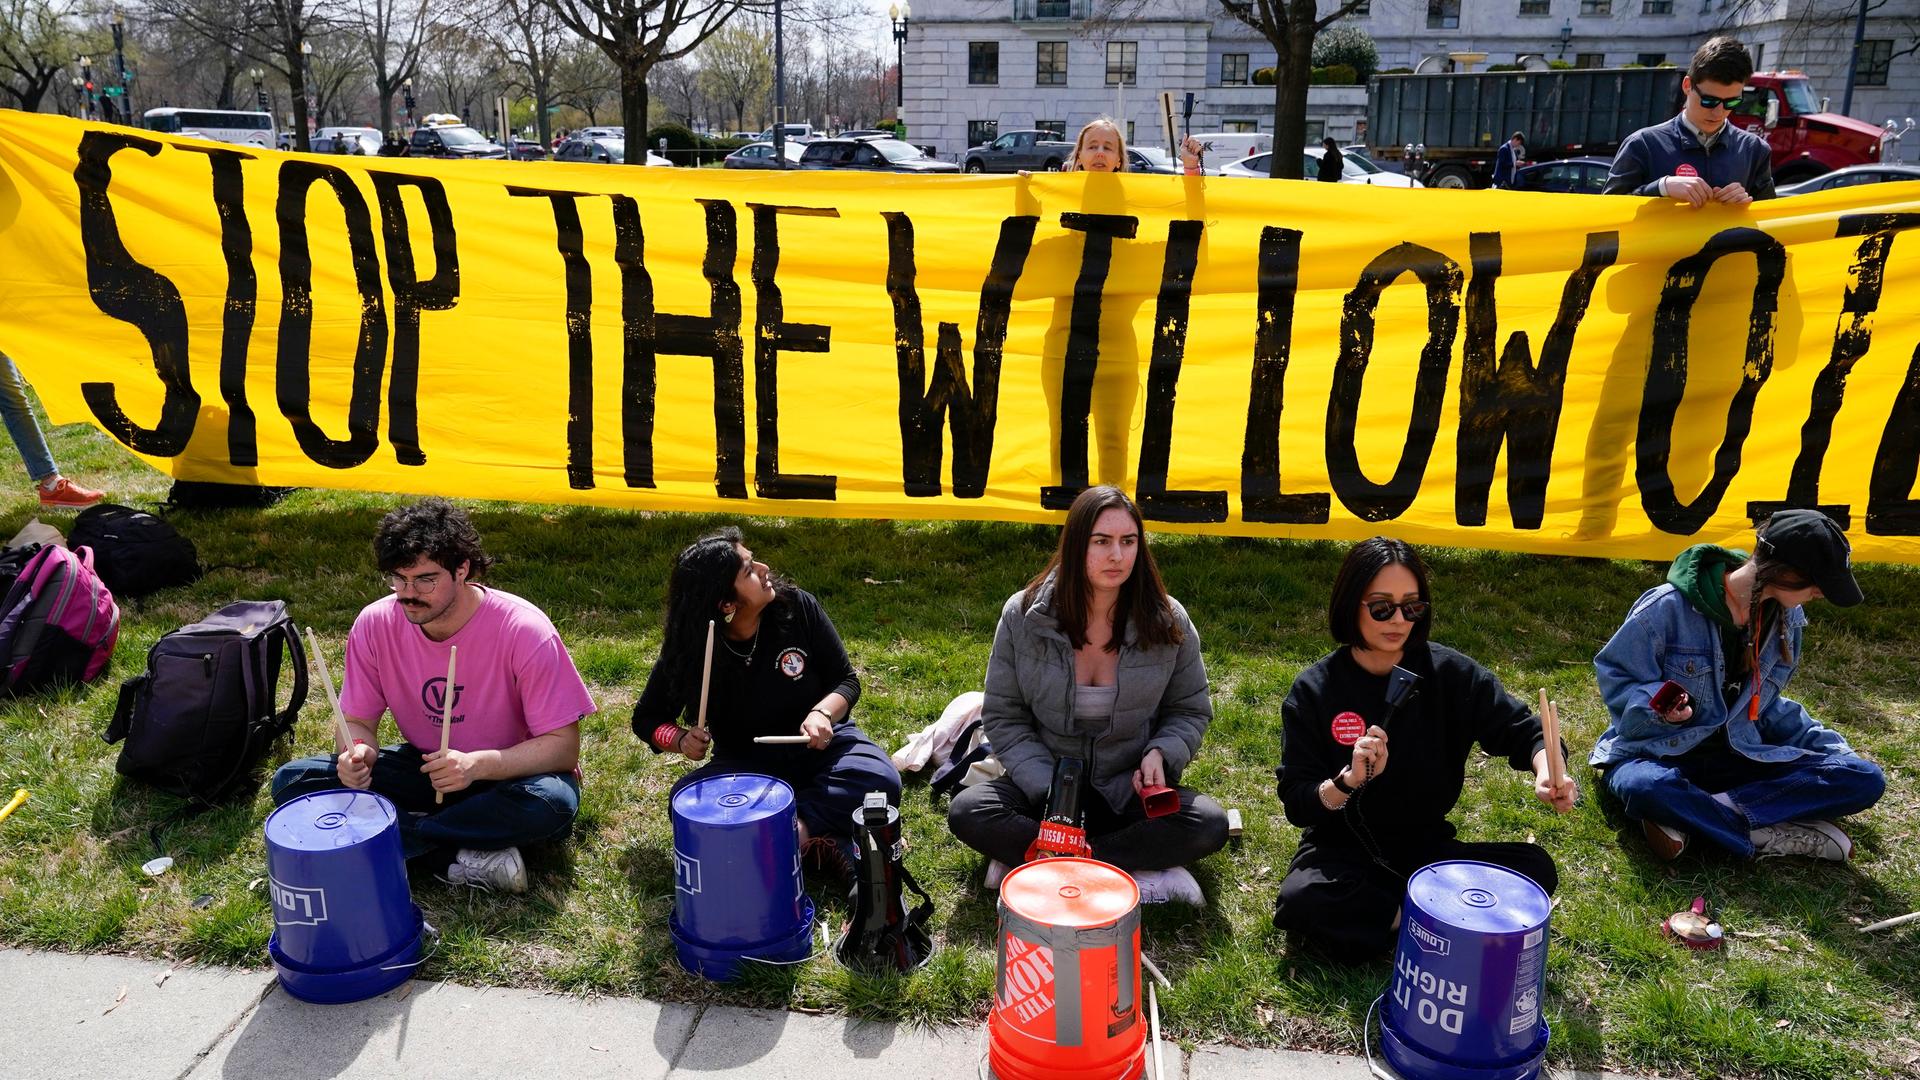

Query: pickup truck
963,129,1075,173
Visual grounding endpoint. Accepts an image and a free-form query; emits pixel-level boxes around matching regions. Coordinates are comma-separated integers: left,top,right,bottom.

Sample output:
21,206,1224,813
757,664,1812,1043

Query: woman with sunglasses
1272,537,1575,961
948,485,1228,904
1591,510,1884,863
631,527,901,882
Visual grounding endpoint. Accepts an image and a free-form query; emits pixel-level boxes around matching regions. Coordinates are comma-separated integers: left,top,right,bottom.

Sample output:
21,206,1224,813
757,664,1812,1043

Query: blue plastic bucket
1381,861,1551,1080
669,773,815,980
264,789,424,1004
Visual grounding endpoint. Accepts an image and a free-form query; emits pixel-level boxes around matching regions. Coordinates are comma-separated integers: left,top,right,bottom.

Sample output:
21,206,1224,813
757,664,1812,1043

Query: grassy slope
0,417,1915,1080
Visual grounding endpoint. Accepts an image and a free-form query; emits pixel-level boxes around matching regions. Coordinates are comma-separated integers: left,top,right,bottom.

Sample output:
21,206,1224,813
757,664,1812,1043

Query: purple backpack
0,544,121,692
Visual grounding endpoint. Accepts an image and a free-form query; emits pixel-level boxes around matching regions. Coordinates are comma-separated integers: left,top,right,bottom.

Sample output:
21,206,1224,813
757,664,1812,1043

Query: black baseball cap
1757,510,1863,607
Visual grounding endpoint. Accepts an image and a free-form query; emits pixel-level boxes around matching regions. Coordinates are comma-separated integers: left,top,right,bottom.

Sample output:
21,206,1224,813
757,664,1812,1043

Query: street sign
103,86,124,97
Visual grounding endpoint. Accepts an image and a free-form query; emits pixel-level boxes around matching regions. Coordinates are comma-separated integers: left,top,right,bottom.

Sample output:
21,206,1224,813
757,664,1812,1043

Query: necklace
721,625,761,665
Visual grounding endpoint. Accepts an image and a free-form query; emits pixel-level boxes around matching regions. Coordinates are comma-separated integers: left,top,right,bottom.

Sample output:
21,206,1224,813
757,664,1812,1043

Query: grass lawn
0,416,1916,1080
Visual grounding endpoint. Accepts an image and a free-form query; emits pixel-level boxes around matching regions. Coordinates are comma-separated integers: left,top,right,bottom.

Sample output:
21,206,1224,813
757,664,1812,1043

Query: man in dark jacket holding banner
1602,36,1775,205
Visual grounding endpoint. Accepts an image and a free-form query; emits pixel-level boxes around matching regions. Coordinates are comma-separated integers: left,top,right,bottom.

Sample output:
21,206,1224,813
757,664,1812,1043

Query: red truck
1368,67,1882,189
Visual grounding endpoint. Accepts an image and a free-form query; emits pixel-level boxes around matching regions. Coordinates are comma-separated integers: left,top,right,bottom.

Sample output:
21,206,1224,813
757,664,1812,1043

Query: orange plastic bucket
987,858,1144,1080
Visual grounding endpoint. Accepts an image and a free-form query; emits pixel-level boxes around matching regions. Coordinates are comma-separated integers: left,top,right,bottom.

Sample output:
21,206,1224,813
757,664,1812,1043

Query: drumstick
1860,910,1920,933
305,627,356,751
436,644,457,805
696,619,715,732
0,788,27,826
753,735,813,745
1538,689,1567,792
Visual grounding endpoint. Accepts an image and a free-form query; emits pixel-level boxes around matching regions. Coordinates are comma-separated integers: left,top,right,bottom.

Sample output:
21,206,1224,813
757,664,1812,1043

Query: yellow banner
3,111,1920,561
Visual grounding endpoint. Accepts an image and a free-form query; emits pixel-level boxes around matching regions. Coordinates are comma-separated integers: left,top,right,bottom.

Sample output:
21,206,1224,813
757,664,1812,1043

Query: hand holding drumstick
1534,690,1577,813
307,627,373,790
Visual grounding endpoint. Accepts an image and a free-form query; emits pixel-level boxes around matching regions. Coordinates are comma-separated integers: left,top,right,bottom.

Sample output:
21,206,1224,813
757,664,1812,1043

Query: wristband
808,708,832,722
1331,770,1358,795
652,721,687,753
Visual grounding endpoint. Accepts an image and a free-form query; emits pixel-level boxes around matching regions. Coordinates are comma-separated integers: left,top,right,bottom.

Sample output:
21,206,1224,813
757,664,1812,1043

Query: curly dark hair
372,498,493,579
654,527,790,702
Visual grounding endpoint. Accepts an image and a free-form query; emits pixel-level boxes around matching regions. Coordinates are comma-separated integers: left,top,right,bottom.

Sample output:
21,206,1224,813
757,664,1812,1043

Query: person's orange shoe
37,476,105,510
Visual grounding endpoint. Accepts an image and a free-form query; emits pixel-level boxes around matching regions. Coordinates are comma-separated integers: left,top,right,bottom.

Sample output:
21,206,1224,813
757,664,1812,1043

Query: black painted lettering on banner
1240,227,1330,524
1136,220,1224,523
370,173,459,468
608,196,656,488
1868,338,1920,535
176,144,259,466
1326,242,1463,522
1042,212,1140,509
1455,230,1617,529
506,186,596,488
748,203,838,500
1752,212,1920,528
657,200,749,499
1636,227,1786,534
275,161,390,469
73,131,200,455
884,212,1037,498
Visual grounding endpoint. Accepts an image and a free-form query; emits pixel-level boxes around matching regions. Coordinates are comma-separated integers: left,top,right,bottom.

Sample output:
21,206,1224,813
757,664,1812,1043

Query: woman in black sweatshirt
632,527,901,878
1272,537,1576,960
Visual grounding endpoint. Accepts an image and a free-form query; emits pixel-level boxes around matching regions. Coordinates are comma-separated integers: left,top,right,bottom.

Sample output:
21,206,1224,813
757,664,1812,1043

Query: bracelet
1331,770,1358,795
808,707,833,722
652,721,686,753
1318,780,1341,810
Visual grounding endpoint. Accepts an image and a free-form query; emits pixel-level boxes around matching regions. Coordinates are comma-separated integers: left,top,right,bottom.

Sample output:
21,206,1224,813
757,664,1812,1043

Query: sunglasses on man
1692,89,1743,111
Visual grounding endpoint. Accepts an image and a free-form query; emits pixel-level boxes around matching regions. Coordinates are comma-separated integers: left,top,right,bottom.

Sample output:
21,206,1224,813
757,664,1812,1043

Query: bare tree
0,0,84,113
698,16,769,132
1221,0,1369,178
539,0,765,150
547,38,617,124
479,0,570,144
652,55,705,129
417,19,500,122
145,0,336,149
340,0,429,133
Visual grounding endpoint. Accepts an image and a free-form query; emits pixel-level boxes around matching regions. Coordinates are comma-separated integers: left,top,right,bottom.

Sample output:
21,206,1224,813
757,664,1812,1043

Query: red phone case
1650,680,1688,714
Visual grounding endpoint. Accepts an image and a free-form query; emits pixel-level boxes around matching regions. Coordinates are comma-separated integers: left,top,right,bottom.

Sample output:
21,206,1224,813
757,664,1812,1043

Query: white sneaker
983,859,1011,890
446,846,529,893
1133,866,1205,906
1751,820,1853,862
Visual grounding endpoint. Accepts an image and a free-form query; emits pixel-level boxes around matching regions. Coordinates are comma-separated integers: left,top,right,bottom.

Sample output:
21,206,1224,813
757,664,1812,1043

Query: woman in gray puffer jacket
948,486,1229,904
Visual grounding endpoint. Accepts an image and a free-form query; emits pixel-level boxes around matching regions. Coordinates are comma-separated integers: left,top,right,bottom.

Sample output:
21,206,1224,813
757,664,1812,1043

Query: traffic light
257,89,270,112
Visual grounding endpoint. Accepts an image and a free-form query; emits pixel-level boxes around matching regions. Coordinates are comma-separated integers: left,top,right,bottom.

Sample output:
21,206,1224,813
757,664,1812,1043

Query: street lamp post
773,0,787,168
249,66,267,115
76,55,94,120
402,78,415,132
300,39,315,136
111,8,129,124
889,2,911,112
1557,19,1572,60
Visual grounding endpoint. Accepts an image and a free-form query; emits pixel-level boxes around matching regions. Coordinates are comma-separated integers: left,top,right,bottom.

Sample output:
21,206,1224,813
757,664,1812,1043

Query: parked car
728,130,760,140
798,137,960,173
837,129,890,140
757,123,814,143
573,126,623,139
509,138,550,161
1190,131,1270,163
1504,156,1614,194
1777,163,1920,195
554,135,672,166
1220,148,1421,186
313,126,382,155
964,129,1074,173
407,123,508,159
724,140,806,169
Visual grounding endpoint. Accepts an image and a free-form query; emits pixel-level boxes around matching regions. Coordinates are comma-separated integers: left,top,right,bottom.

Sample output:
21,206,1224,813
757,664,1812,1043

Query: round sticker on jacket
777,647,807,679
1331,712,1366,746
1675,163,1699,177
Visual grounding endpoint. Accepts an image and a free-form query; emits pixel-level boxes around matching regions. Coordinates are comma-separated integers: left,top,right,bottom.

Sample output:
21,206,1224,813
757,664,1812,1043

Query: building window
1859,39,1892,86
1751,43,1764,69
1351,1,1370,13
1106,41,1138,86
1427,0,1460,29
1221,53,1250,85
1305,119,1325,142
1636,52,1666,66
1643,0,1673,12
968,120,999,147
1037,41,1068,86
1036,120,1066,138
1579,0,1610,12
1126,121,1136,142
969,42,999,85
1035,0,1070,16
1519,0,1549,13
1224,119,1258,133
1574,52,1605,68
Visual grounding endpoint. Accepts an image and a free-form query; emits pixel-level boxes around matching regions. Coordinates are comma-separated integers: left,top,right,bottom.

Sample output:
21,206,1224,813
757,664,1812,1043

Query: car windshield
437,126,490,147
600,138,627,162
872,139,925,162
1779,79,1820,116
1132,147,1174,167
1343,149,1383,173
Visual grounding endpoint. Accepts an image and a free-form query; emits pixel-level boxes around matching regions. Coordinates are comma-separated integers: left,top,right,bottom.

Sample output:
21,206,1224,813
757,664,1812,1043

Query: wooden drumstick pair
309,628,457,804
1536,688,1568,794
695,620,812,747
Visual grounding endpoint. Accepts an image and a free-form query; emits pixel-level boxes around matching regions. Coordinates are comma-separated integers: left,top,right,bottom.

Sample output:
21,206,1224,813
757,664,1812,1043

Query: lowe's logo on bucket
675,850,702,894
1410,920,1451,956
269,877,328,926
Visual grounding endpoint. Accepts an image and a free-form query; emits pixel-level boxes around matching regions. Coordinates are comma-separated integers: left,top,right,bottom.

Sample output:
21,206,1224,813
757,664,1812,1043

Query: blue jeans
0,356,56,483
271,743,580,861
1604,748,1885,857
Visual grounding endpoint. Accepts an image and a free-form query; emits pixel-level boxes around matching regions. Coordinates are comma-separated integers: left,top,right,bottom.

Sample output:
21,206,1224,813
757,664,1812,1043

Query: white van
1189,131,1270,162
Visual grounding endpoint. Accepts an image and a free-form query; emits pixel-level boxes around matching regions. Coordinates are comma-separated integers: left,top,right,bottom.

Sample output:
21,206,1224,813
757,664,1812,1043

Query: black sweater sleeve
1276,658,1345,829
630,655,689,754
798,591,861,711
1448,649,1547,771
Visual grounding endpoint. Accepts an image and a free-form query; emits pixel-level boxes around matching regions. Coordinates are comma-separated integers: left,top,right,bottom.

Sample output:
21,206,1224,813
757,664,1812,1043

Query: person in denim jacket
1591,510,1885,861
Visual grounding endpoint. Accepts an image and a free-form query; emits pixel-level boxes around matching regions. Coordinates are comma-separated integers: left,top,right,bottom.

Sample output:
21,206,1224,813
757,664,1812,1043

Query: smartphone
1650,680,1689,716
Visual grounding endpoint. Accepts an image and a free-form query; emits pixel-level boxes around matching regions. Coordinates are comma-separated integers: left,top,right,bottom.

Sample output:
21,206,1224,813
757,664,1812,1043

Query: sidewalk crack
171,972,277,1080
663,1000,708,1075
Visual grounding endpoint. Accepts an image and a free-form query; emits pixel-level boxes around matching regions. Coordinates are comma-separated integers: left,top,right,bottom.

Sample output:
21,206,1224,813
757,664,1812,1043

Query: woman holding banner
948,485,1228,904
1273,537,1574,961
631,528,900,881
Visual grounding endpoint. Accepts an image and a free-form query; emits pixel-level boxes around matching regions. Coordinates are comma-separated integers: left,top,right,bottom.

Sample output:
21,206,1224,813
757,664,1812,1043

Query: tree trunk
534,82,551,145
1269,27,1313,179
377,85,393,134
287,41,311,151
620,63,648,163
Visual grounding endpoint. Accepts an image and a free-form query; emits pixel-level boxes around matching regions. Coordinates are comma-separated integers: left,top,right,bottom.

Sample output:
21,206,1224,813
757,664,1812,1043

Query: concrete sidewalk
0,949,1658,1080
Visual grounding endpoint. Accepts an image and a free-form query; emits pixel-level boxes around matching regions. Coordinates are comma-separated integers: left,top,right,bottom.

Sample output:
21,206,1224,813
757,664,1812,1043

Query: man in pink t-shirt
271,499,596,893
